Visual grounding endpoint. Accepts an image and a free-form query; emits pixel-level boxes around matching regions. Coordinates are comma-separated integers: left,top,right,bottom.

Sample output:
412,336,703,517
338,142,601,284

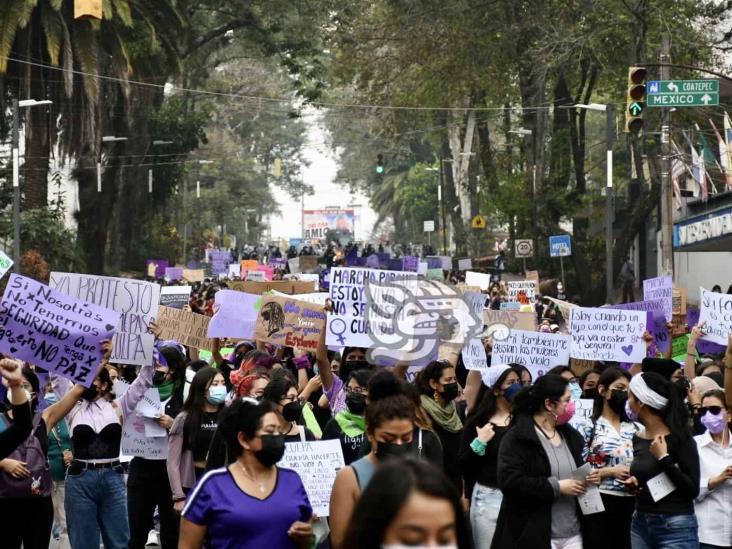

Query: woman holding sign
625,372,700,549
180,399,314,549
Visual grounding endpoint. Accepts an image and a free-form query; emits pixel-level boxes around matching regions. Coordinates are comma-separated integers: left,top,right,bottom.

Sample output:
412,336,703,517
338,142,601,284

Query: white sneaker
146,529,159,546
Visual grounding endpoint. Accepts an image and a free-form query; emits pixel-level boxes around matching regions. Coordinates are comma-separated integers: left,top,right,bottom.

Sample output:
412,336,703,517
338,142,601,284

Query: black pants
583,492,635,549
127,458,179,549
622,281,635,303
0,495,53,548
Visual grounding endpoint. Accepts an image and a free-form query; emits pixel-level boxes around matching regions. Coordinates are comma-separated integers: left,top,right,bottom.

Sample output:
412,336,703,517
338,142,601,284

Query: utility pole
439,155,448,255
659,34,674,277
11,99,20,273
605,104,615,304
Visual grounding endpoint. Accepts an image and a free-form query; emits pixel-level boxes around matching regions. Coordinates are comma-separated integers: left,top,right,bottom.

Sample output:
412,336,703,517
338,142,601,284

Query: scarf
334,410,366,438
420,394,463,433
156,380,176,402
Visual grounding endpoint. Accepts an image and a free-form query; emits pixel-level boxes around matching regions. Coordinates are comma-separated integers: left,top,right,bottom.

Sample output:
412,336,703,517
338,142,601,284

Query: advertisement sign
303,209,355,241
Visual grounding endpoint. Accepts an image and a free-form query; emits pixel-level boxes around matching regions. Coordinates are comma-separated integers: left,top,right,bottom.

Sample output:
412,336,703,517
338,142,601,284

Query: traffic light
375,153,384,174
625,66,647,133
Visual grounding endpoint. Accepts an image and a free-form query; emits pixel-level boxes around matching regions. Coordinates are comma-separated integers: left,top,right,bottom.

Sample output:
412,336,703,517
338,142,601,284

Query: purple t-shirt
182,466,312,549
325,375,347,415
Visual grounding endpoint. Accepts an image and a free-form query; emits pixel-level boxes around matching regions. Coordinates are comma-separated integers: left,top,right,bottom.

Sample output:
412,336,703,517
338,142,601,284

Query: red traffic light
629,67,647,84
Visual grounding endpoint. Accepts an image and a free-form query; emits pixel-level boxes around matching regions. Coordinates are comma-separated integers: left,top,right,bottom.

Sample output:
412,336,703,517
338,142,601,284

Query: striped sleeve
182,467,226,524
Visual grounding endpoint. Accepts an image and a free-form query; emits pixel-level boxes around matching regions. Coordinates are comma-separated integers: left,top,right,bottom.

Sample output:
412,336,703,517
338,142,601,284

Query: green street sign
629,102,644,116
647,79,719,108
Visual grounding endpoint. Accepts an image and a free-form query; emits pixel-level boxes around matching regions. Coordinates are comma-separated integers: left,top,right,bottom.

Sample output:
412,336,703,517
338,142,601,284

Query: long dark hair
342,458,471,549
592,367,631,422
634,372,690,438
415,360,452,396
182,367,222,450
512,374,568,420
261,375,296,405
218,399,277,459
366,371,415,434
469,367,518,426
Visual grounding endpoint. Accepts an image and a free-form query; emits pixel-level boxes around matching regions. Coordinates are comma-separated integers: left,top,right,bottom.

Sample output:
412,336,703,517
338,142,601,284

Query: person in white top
694,388,732,549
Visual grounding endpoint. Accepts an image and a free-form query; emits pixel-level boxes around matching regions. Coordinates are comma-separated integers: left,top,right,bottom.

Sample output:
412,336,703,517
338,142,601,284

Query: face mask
554,400,576,425
253,434,286,466
152,371,167,386
503,383,523,403
569,381,582,401
625,399,640,422
583,388,599,400
81,386,99,401
441,382,459,403
376,440,413,461
282,401,303,422
207,386,227,405
346,392,367,415
607,389,628,416
701,410,728,435
44,392,59,405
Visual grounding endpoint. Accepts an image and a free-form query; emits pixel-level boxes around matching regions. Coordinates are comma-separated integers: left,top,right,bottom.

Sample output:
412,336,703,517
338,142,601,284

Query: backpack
0,414,52,498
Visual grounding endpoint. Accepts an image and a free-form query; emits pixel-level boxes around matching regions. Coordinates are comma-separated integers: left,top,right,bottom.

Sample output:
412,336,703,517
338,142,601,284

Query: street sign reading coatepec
647,79,719,107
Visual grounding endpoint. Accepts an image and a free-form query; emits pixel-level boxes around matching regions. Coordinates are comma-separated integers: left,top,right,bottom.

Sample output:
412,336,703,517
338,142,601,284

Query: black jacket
491,414,587,549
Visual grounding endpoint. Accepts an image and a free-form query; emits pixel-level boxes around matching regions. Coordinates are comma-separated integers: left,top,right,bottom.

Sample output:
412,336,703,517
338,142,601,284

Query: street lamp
426,164,448,255
574,103,615,304
11,98,53,272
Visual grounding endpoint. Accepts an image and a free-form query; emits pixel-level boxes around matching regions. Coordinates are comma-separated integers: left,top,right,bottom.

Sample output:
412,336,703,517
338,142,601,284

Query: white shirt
694,430,732,546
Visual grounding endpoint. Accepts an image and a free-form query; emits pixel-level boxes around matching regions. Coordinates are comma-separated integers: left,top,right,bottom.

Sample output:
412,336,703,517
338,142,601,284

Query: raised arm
116,363,154,420
0,359,32,460
315,325,333,391
684,324,704,381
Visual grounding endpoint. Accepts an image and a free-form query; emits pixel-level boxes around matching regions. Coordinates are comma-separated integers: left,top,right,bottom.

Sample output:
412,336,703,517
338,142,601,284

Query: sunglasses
699,406,724,416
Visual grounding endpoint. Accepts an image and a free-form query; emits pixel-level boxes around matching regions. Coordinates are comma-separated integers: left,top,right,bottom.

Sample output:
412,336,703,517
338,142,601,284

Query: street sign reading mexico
647,79,719,107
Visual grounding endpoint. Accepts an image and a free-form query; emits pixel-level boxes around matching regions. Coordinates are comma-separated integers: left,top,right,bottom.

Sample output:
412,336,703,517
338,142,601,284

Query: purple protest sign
687,307,726,355
0,275,120,387
366,255,380,269
146,259,168,278
269,258,288,270
426,257,442,269
403,256,419,272
377,253,391,268
207,290,258,339
388,258,404,271
209,250,232,275
611,298,666,318
651,312,670,354
164,267,183,281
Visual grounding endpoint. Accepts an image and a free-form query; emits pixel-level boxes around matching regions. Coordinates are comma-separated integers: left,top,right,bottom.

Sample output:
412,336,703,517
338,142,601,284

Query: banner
482,310,537,343
280,440,345,516
326,267,418,348
254,295,326,350
302,209,354,241
206,290,259,340
569,307,646,362
643,276,673,321
492,329,571,379
50,272,159,366
699,287,732,346
159,286,191,310
0,274,120,386
157,306,212,350
507,280,537,303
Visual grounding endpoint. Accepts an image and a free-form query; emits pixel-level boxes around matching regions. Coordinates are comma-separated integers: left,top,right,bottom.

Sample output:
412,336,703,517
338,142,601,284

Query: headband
630,373,669,410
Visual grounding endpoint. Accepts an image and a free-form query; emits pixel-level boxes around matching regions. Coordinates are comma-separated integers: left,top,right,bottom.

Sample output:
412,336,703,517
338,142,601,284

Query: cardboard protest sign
570,358,597,377
465,271,491,291
157,306,212,351
507,280,537,303
206,290,259,340
461,338,488,371
457,258,472,271
326,267,418,348
686,307,725,354
229,280,317,295
254,295,326,350
0,274,120,386
159,286,191,310
569,307,646,362
280,440,345,516
672,287,687,316
182,268,204,283
492,329,571,379
482,309,537,343
643,276,673,321
0,250,13,279
525,270,540,288
698,288,732,346
271,291,328,306
49,272,159,366
288,256,319,274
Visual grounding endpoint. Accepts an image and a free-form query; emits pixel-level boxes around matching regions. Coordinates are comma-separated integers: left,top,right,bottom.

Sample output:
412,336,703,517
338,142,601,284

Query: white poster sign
569,307,646,362
699,287,732,345
492,329,571,379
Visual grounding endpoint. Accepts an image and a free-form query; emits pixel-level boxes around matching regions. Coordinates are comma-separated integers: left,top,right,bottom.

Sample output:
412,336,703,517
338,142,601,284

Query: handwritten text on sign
281,440,345,516
507,280,537,303
157,306,212,351
49,272,159,366
570,307,646,362
254,295,326,350
492,329,571,378
699,287,732,346
643,276,673,321
0,274,120,386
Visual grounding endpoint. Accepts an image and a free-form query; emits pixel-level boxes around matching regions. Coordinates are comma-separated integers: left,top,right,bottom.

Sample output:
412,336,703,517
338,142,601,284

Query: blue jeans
65,467,129,549
631,512,699,549
470,484,503,549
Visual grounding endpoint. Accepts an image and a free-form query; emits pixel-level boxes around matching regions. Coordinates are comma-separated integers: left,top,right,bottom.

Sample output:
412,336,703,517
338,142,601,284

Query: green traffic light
376,165,384,174
629,102,643,116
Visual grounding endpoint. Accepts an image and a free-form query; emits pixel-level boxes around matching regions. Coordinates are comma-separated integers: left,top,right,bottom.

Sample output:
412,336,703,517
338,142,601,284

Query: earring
434,390,440,403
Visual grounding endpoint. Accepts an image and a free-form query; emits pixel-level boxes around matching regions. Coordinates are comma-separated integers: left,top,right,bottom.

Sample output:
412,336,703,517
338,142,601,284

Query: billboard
303,209,354,241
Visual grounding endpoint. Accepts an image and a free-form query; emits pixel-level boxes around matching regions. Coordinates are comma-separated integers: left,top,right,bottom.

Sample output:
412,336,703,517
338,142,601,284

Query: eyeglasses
279,395,299,404
344,386,367,395
699,406,724,416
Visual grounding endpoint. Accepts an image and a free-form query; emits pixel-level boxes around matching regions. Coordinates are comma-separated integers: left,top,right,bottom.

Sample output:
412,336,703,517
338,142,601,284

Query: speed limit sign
514,239,534,259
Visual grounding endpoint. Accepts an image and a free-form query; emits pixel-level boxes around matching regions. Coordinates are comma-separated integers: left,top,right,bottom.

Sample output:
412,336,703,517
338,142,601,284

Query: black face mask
345,392,367,415
81,386,99,401
254,434,286,467
340,360,370,382
152,371,167,386
608,389,628,416
441,382,459,403
376,440,413,462
583,388,599,400
282,401,303,422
